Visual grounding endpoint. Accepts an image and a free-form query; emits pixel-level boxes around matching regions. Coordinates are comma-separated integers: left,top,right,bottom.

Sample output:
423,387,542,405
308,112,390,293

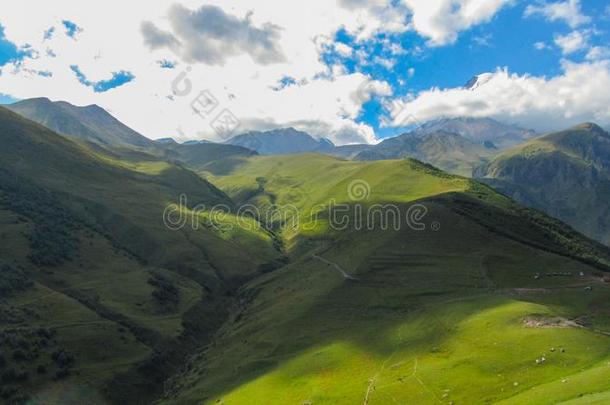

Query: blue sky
0,1,609,143
322,1,610,137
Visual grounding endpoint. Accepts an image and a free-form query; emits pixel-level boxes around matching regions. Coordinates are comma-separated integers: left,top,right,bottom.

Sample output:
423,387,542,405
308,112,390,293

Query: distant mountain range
225,127,335,155
414,116,536,150
354,130,495,176
219,117,536,177
7,99,539,177
476,123,610,245
349,117,536,176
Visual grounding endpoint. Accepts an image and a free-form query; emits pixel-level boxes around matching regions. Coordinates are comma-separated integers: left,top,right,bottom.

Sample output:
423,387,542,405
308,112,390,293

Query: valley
2,2,610,403
2,103,610,404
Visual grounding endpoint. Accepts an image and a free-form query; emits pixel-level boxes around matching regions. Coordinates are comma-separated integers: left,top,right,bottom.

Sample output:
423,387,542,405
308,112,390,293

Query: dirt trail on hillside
312,254,359,280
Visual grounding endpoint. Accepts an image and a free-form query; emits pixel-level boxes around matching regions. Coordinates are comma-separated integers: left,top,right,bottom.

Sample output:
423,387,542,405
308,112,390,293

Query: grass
161,154,610,404
0,107,283,402
3,106,610,404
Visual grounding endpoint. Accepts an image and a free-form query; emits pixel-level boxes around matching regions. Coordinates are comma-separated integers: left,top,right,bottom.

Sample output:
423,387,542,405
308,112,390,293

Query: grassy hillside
0,107,281,403
4,107,610,404
163,154,610,404
476,123,610,246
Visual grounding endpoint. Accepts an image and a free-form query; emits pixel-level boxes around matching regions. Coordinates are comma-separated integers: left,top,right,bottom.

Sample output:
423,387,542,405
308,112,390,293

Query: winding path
312,254,359,281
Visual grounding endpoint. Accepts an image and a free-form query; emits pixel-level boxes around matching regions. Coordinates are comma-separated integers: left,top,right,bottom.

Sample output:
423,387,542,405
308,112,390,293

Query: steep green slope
0,107,280,403
475,123,610,245
166,154,610,404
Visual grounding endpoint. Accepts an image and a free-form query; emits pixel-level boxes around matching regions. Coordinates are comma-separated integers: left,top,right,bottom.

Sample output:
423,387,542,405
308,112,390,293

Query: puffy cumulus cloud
141,22,180,51
402,0,513,46
334,42,353,57
385,61,610,131
141,4,285,66
0,0,403,144
525,0,591,28
554,30,590,55
337,0,411,39
587,46,610,62
337,0,513,45
0,0,520,145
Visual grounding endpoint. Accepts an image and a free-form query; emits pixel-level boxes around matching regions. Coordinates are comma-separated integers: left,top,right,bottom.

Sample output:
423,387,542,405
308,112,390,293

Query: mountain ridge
475,122,610,245
7,97,154,148
225,127,335,155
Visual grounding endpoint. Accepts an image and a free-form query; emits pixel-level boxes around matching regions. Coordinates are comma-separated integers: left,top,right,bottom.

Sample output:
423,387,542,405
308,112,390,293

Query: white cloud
402,0,512,45
386,61,610,131
141,4,286,66
586,46,610,62
554,30,589,55
0,0,570,146
372,56,396,69
472,33,493,47
334,42,353,57
0,0,405,145
534,41,550,50
525,0,591,28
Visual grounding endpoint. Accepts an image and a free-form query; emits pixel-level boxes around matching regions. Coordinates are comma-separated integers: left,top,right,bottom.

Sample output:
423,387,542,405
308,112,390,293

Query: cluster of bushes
0,306,37,325
0,326,76,402
0,328,56,362
0,169,78,267
0,263,33,296
51,348,75,379
0,385,29,403
0,328,76,394
148,273,180,311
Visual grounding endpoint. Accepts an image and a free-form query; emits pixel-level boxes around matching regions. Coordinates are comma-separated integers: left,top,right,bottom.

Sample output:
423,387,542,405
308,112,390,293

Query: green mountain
167,154,610,404
476,123,610,245
4,106,610,404
0,106,280,403
6,97,259,174
355,130,495,176
7,97,154,148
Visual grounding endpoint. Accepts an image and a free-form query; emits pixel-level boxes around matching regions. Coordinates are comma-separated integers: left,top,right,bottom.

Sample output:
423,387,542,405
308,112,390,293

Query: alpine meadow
2,1,610,404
